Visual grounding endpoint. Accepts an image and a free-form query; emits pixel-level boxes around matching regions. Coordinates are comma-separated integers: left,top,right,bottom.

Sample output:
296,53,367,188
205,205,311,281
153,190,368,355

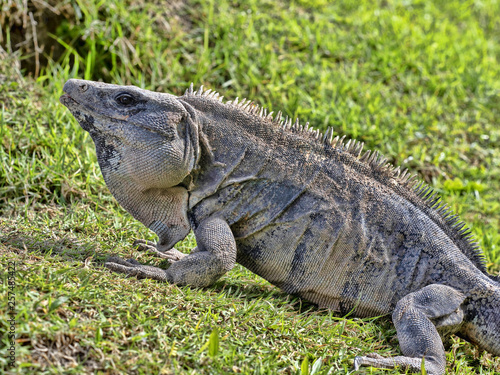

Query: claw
105,256,136,266
354,353,385,370
132,239,156,247
162,248,187,262
353,356,362,371
132,239,158,252
126,258,142,265
131,239,186,261
352,353,431,374
365,353,385,359
104,259,141,277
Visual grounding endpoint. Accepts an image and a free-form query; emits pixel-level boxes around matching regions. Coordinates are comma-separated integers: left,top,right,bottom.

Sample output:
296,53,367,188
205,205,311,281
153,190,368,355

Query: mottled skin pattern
60,79,500,374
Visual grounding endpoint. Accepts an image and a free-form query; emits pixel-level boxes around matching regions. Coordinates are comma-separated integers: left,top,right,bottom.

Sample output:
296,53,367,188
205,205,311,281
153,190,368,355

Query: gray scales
60,79,500,375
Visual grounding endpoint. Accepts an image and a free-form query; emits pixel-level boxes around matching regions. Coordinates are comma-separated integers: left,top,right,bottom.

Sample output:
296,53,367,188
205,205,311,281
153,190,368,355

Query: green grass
1,0,500,373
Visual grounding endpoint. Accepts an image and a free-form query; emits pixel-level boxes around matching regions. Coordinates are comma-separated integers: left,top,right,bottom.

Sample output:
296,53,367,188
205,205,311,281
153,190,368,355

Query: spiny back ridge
184,85,488,274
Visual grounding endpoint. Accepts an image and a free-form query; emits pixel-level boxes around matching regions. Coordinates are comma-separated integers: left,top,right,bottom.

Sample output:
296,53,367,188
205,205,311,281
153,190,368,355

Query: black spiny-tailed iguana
60,79,500,374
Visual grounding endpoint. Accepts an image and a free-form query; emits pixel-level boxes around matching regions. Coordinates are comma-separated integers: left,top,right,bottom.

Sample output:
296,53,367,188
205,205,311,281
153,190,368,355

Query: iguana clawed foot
104,256,170,281
353,353,439,374
104,240,190,281
353,353,396,371
132,239,187,263
353,352,384,369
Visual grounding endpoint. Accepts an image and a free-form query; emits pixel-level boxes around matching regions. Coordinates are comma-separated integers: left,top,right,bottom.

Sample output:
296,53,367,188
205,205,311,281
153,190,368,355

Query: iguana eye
116,93,136,106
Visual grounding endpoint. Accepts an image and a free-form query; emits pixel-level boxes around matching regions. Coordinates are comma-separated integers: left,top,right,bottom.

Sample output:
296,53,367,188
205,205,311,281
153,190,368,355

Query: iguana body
60,79,500,374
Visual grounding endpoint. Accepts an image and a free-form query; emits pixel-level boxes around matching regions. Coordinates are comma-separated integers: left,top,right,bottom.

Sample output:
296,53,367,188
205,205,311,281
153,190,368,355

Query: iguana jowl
60,79,500,374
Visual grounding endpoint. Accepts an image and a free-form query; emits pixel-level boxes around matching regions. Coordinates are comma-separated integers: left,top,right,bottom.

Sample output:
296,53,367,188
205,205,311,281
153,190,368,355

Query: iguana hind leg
105,217,236,288
354,284,466,375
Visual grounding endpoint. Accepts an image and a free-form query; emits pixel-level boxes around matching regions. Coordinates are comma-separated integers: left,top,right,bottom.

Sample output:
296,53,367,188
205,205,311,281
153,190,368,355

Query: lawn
1,0,499,374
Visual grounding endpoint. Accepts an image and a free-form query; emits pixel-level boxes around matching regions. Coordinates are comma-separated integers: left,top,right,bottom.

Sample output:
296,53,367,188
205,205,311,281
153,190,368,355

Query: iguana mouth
59,92,95,115
59,93,77,105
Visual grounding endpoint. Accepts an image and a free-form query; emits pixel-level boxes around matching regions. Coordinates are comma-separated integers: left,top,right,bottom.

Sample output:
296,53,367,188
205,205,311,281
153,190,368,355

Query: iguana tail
463,285,500,356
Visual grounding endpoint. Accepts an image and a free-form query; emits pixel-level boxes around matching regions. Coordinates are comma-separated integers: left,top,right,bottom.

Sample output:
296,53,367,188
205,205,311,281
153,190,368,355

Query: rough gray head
60,79,200,190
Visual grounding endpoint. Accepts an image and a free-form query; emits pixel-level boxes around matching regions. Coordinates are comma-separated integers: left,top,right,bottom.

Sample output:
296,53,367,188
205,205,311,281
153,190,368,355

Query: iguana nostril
79,83,88,92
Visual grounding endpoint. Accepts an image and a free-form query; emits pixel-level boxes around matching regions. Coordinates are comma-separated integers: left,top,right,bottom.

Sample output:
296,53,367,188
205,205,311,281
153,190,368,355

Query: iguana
60,79,500,374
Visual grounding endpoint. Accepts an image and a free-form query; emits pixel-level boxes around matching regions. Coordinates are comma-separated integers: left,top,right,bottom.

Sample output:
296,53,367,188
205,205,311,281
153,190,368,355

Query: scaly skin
60,79,500,374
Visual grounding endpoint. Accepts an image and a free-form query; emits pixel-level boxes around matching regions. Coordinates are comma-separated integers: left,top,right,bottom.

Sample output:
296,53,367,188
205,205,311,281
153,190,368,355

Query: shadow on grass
209,274,336,316
0,227,379,320
0,230,109,263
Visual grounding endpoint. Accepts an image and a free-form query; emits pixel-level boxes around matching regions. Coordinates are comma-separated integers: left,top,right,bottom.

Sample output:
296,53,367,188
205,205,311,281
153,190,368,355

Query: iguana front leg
105,217,237,288
354,284,466,375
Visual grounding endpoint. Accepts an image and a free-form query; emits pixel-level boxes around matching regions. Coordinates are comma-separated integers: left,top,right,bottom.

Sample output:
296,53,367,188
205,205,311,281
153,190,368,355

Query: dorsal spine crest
182,84,487,272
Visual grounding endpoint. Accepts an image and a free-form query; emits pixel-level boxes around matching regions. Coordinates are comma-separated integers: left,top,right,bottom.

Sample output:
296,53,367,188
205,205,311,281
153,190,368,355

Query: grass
1,0,500,373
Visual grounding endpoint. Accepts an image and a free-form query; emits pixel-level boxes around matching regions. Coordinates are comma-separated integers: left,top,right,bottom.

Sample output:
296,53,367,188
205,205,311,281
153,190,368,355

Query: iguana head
60,79,200,190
